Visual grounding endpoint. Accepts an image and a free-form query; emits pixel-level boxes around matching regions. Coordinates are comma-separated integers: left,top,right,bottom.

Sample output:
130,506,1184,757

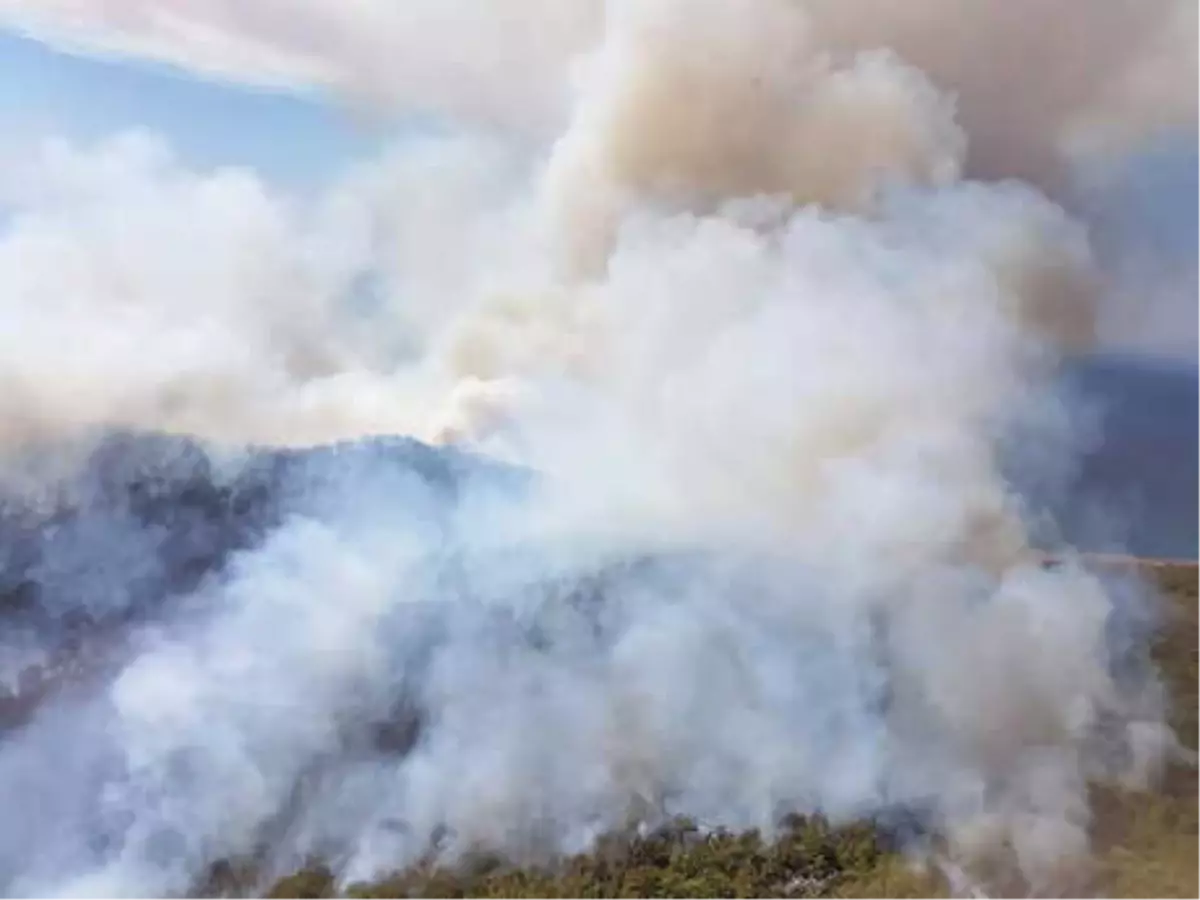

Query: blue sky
0,31,384,188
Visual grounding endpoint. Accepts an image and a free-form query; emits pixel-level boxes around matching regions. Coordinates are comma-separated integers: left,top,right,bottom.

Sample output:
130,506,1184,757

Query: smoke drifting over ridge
0,0,1193,895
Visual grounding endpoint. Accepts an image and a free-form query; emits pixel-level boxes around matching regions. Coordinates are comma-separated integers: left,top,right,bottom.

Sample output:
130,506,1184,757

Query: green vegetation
248,815,934,900
1085,562,1197,898
224,563,1196,898
341,815,912,899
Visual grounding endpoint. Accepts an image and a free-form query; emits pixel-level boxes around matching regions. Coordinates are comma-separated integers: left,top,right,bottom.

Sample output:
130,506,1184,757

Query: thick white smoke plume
0,0,1191,896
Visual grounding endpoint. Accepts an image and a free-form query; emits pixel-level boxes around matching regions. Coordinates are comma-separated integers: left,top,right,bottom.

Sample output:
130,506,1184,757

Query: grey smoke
0,0,1192,895
0,430,1174,896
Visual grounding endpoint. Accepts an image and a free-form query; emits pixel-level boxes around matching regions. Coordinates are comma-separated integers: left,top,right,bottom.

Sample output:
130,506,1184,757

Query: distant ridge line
1042,552,1199,569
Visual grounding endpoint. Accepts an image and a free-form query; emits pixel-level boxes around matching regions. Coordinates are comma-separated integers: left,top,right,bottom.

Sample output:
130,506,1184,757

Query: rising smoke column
0,0,1187,895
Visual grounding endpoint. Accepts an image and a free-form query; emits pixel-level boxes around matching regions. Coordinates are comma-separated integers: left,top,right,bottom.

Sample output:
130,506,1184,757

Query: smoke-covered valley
0,0,1194,895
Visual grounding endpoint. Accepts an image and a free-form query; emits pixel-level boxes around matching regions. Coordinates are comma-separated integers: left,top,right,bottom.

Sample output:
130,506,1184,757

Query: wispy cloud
0,1,603,132
0,0,339,92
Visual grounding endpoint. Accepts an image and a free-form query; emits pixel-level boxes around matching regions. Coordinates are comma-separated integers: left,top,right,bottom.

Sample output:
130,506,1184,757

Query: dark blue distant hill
1051,353,1198,560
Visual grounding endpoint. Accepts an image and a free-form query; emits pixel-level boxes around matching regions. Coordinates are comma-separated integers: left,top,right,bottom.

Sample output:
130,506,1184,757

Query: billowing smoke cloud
0,0,1191,896
0,128,538,449
0,0,1192,168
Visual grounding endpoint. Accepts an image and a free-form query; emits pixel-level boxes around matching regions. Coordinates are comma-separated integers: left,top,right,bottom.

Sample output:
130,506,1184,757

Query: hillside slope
257,561,1197,899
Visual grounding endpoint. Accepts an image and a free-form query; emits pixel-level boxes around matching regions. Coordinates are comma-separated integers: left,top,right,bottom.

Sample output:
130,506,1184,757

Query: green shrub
204,816,883,900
